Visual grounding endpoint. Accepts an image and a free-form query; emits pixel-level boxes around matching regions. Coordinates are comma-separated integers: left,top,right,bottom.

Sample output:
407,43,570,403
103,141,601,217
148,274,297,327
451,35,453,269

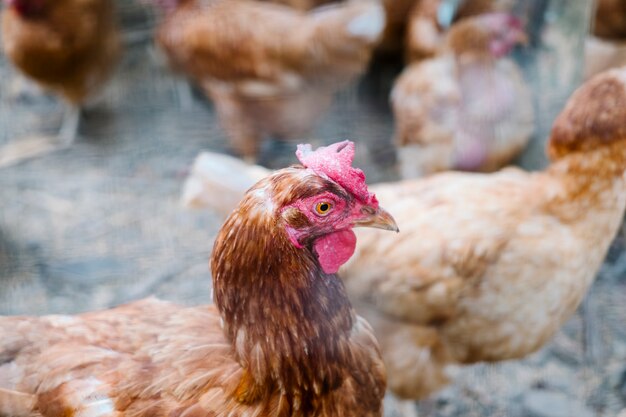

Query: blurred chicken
181,67,626,399
258,0,419,57
1,0,121,145
392,12,534,178
585,0,626,79
405,0,446,61
405,0,510,61
154,0,384,161
0,141,397,417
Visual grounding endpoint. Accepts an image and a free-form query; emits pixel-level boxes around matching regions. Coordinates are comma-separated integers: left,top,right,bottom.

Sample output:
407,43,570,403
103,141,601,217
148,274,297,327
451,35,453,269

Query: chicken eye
314,201,332,216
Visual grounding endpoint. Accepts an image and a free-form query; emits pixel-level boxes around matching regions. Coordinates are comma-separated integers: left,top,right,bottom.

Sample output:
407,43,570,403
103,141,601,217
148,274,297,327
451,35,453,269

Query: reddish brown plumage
0,145,391,417
213,169,384,414
1,0,120,104
155,0,384,160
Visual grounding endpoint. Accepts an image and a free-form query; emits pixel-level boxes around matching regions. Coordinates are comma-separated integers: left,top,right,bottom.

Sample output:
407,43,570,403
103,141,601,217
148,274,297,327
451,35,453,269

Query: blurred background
1,0,626,416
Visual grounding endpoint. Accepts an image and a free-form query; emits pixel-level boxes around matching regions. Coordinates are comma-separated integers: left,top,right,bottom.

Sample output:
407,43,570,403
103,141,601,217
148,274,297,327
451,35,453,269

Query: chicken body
157,0,384,160
347,67,626,398
0,144,393,417
0,300,381,417
181,67,626,399
392,13,534,178
347,165,625,396
1,0,120,105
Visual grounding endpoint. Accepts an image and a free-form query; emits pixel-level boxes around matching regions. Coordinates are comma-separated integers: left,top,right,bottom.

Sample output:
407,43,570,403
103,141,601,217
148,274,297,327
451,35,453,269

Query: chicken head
277,141,398,274
446,12,527,58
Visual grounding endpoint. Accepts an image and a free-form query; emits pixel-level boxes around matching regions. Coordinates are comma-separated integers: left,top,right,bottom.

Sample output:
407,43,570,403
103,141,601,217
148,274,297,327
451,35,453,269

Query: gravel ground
1,1,625,416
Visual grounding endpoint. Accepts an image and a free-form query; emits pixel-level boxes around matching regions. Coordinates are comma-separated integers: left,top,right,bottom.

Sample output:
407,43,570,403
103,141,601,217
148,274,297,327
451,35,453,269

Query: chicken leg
0,101,79,167
174,77,194,110
58,104,81,146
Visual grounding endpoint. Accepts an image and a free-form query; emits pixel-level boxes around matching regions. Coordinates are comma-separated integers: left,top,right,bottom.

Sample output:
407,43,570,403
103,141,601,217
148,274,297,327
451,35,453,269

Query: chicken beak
354,206,399,232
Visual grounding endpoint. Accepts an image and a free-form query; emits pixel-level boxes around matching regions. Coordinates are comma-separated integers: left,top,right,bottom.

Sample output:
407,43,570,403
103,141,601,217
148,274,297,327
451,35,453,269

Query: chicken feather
0,145,395,416
156,0,385,160
1,0,120,105
181,67,626,399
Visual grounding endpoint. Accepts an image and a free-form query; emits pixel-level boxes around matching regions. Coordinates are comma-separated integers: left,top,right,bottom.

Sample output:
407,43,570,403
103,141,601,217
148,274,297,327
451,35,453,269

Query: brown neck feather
211,183,356,411
548,141,626,177
543,142,626,222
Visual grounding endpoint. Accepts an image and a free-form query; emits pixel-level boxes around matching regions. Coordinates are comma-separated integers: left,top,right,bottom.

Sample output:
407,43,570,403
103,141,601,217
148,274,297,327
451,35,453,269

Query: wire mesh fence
0,0,625,416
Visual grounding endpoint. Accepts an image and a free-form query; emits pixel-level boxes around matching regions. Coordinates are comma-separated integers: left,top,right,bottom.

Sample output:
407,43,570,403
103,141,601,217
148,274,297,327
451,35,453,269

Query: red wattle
313,229,357,274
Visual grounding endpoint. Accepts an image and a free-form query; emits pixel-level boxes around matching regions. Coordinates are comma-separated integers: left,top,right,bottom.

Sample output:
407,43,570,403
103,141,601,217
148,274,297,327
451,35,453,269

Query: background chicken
180,67,626,403
154,0,384,161
1,0,121,147
0,141,397,417
257,0,419,57
405,0,513,62
392,12,534,178
584,0,626,79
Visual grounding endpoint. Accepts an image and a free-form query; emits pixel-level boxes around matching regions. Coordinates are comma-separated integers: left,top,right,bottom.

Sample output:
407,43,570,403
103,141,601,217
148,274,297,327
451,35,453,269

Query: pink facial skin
313,229,357,275
287,141,381,274
454,134,488,170
480,13,526,58
283,191,373,274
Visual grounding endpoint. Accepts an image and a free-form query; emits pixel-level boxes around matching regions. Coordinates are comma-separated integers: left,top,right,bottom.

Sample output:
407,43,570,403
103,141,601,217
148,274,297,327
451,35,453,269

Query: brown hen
155,0,384,161
182,67,626,400
1,0,120,145
0,141,399,417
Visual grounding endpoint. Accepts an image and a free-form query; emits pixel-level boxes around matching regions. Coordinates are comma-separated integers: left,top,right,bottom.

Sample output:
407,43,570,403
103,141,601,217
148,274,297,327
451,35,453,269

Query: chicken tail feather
181,152,270,216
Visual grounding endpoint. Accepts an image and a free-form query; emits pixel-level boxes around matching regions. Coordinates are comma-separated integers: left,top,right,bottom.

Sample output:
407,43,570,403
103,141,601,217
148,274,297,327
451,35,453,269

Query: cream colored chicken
182,67,626,400
392,12,534,178
155,0,384,161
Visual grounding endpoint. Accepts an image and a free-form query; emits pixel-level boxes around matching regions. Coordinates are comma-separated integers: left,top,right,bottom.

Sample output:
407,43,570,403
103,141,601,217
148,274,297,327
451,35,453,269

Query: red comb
296,141,377,206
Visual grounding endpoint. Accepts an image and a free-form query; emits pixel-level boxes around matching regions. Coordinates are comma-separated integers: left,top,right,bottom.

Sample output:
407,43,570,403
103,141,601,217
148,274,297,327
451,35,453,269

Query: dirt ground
1,1,625,416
